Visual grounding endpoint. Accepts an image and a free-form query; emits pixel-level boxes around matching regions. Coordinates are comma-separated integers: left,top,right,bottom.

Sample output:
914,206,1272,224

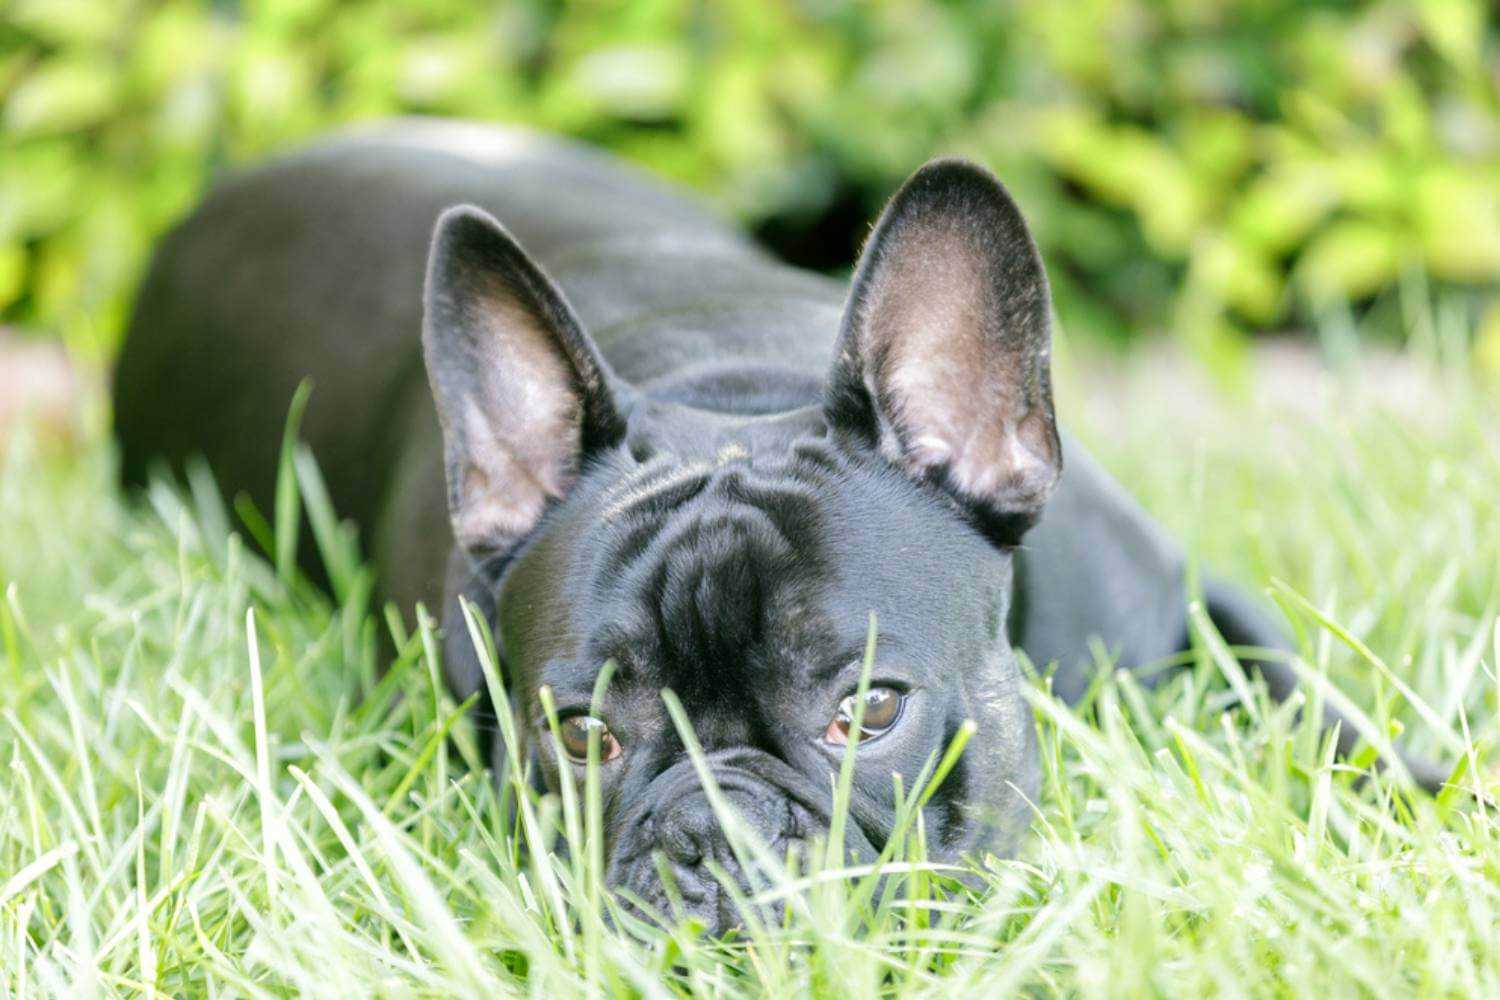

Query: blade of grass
274,379,312,584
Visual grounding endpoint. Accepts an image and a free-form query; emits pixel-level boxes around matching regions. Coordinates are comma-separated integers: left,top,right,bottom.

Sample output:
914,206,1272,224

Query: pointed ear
826,159,1061,543
422,205,624,563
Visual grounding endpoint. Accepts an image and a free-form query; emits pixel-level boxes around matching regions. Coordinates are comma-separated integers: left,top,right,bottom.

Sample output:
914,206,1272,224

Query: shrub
1,0,1496,362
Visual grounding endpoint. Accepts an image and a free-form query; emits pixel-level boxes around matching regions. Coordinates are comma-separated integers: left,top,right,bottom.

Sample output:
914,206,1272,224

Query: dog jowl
421,164,1054,928
114,123,1443,937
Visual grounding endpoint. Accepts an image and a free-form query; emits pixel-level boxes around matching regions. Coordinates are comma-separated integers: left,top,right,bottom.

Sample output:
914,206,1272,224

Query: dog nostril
660,820,705,866
657,803,725,868
627,437,655,463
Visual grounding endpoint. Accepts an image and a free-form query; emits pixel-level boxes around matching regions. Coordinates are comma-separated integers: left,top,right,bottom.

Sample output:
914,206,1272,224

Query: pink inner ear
450,285,583,554
859,218,1057,513
896,396,1057,511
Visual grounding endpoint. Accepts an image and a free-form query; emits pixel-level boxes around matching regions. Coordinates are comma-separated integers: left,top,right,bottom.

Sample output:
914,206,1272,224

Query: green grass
1,339,1498,996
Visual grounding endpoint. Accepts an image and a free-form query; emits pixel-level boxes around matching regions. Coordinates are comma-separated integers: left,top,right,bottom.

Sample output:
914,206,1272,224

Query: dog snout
649,788,791,935
658,797,714,867
654,786,803,877
605,751,874,936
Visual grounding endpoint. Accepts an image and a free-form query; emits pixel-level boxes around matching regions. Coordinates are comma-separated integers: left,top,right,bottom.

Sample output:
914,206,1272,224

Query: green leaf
3,61,117,135
1415,166,1500,281
0,245,25,310
1297,220,1404,305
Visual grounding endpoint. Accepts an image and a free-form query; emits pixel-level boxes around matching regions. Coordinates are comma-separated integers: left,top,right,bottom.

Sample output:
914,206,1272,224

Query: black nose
614,753,839,937
659,803,714,867
652,792,774,934
656,788,803,870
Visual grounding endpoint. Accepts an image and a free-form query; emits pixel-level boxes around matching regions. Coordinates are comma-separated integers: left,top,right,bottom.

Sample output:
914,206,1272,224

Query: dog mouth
602,749,882,935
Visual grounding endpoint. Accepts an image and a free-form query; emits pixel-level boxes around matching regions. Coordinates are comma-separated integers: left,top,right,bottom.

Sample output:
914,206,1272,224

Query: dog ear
826,159,1061,544
423,205,623,563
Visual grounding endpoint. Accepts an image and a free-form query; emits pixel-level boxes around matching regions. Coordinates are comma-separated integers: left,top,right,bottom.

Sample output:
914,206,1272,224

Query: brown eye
559,715,622,764
824,687,904,746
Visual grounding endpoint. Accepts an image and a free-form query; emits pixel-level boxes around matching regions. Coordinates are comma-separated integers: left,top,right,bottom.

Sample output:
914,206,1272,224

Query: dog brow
599,459,713,524
806,635,891,686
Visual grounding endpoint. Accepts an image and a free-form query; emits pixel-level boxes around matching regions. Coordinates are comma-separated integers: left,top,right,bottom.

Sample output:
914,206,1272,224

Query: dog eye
825,687,903,745
559,714,622,764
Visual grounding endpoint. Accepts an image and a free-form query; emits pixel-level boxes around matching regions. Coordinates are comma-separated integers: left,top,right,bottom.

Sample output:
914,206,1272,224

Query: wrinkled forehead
569,448,842,686
498,439,1013,694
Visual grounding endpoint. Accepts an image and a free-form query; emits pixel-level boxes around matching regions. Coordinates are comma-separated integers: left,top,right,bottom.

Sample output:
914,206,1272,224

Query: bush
2,0,1497,363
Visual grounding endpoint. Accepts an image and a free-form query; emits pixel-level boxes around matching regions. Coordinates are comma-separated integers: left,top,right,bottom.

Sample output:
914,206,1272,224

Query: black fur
114,121,1448,936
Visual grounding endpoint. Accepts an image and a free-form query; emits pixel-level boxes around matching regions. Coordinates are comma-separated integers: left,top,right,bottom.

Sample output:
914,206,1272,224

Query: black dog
114,120,1442,934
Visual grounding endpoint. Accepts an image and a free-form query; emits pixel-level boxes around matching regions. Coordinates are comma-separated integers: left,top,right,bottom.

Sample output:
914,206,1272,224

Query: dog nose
659,805,714,867
652,794,764,934
621,758,827,936
654,789,804,885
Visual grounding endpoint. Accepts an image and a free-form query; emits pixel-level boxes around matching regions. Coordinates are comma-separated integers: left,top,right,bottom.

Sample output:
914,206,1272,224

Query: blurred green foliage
2,0,1498,363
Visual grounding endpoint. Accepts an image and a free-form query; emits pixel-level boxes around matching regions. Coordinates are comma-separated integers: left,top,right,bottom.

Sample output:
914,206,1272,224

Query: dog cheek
950,647,1039,851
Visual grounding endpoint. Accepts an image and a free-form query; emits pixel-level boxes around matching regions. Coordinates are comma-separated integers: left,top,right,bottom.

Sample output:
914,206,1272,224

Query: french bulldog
114,120,1445,934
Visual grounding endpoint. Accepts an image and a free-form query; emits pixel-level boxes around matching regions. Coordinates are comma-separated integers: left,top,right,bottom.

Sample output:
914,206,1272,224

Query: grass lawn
1,328,1497,996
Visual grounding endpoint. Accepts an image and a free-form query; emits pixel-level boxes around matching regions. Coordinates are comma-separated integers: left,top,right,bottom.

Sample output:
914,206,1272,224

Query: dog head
421,160,1060,933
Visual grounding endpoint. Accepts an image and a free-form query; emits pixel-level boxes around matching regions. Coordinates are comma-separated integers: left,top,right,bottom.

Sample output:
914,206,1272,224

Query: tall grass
1,338,1497,996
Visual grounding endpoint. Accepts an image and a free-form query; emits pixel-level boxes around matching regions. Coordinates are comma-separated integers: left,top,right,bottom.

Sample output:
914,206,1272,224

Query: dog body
116,121,1305,932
